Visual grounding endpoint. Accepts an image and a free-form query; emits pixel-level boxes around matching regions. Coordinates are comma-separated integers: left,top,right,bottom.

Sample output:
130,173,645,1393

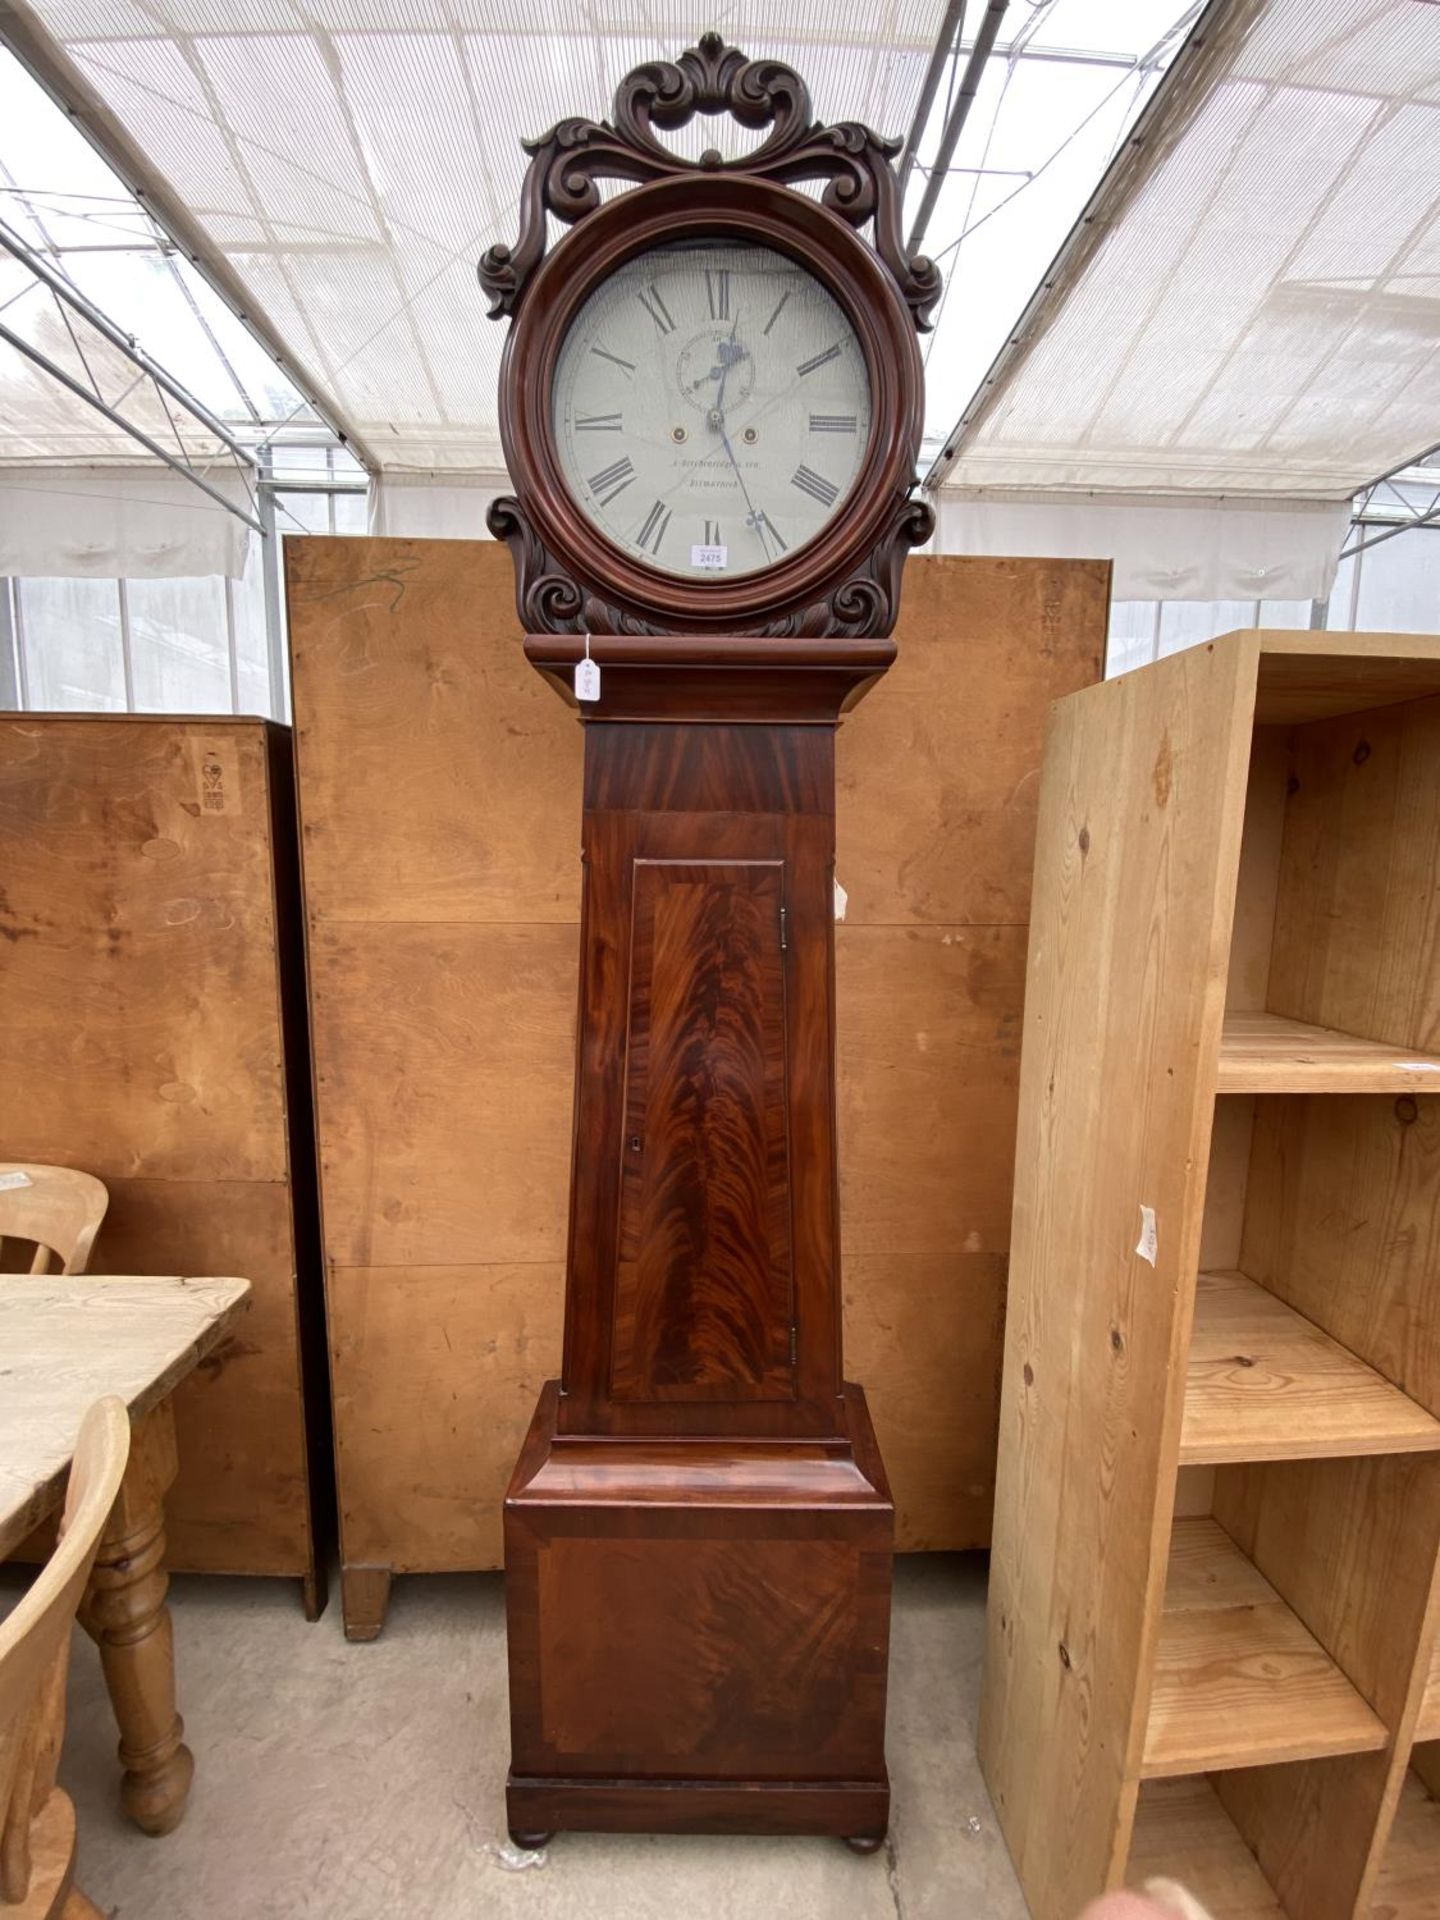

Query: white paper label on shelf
691,544,727,570
573,656,601,702
0,1169,32,1190
1135,1204,1158,1266
833,877,848,922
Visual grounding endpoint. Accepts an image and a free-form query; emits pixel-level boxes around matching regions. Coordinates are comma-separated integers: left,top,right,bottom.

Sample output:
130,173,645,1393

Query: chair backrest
0,1166,108,1276
0,1397,129,1904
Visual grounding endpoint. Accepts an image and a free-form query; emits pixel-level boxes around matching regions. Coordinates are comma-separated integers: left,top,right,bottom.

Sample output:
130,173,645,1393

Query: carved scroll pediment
478,32,940,330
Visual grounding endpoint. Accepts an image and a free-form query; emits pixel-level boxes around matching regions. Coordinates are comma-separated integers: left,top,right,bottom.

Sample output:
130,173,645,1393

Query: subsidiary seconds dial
550,242,873,580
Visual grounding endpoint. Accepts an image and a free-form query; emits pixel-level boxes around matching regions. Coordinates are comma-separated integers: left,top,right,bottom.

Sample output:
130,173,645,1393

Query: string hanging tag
574,632,601,703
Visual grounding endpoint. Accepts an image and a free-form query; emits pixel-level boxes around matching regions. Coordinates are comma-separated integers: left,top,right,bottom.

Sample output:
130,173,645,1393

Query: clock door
610,858,795,1403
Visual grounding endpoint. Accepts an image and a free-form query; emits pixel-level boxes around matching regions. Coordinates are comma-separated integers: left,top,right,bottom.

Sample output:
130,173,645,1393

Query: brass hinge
779,903,788,950
789,1324,797,1366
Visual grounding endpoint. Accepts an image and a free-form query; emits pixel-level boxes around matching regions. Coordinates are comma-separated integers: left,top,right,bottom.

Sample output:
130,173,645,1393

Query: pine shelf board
1180,1271,1440,1466
1372,1773,1440,1919
1419,1641,1440,1745
1217,1012,1440,1094
1130,1777,1282,1919
1143,1518,1389,1778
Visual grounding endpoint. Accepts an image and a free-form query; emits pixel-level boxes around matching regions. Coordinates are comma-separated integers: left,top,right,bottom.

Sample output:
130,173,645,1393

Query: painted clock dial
550,241,873,580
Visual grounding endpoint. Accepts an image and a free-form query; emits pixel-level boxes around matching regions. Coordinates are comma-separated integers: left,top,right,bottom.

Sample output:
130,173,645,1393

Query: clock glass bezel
496,171,925,632
547,236,876,585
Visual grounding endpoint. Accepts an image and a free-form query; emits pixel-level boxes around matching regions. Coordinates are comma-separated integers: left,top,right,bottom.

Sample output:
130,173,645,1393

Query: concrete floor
59,1552,1029,1920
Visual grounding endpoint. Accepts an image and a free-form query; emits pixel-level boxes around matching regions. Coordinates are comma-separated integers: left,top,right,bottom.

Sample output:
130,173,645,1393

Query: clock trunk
502,634,894,1846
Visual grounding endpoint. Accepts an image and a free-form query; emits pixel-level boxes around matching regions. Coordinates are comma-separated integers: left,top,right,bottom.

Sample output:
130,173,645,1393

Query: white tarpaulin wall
935,0,1440,499
369,473,1349,603
0,467,254,578
932,488,1350,601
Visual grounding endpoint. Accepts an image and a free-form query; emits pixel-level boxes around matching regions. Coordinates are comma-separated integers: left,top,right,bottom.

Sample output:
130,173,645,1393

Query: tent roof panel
936,0,1440,497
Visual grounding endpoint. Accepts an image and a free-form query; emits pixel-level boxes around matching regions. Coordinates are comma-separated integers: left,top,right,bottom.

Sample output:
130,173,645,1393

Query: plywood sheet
0,717,287,1181
836,923,1024,1259
328,1261,564,1571
308,920,577,1269
843,1249,1005,1552
839,555,1108,926
290,538,1106,1584
287,538,580,925
0,715,320,1584
93,1177,311,1574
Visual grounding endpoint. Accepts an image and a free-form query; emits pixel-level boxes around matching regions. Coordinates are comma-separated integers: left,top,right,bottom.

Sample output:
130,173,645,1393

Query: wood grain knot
1077,825,1090,855
1352,738,1371,766
1022,1362,1034,1387
1395,1095,1419,1125
1058,1641,1072,1669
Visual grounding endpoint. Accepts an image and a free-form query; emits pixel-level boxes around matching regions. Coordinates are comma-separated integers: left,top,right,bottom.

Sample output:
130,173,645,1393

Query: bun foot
508,1829,553,1851
844,1833,886,1855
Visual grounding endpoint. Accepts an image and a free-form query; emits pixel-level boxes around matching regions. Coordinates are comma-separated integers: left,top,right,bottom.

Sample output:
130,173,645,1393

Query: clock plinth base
503,1381,894,1843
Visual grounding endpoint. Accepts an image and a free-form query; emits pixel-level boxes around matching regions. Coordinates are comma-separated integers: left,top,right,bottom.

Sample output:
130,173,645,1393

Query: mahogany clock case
503,633,898,1845
481,35,942,1845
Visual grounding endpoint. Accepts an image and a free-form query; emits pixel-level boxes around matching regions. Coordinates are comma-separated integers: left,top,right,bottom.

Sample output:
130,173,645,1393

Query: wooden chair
1,1397,129,1918
0,1169,108,1276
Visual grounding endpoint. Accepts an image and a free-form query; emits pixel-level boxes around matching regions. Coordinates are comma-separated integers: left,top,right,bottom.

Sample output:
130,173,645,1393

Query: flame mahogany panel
612,859,794,1404
557,715,844,1439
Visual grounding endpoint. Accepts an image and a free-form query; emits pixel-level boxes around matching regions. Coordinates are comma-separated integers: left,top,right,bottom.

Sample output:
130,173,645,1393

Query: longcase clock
480,33,939,1849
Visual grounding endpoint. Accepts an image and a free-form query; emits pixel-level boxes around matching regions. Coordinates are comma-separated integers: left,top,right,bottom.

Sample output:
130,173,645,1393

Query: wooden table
2,1274,251,1834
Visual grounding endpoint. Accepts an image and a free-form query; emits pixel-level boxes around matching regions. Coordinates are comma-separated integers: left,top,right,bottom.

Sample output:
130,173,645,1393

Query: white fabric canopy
0,467,253,578
937,0,1440,499
367,469,508,539
933,488,1350,601
7,1,952,475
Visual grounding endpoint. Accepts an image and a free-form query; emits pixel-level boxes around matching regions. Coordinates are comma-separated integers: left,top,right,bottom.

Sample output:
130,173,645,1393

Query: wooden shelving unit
1182,1272,1440,1464
1218,1012,1440,1094
1145,1520,1388,1776
979,632,1440,1920
1130,1779,1285,1920
1419,1645,1440,1745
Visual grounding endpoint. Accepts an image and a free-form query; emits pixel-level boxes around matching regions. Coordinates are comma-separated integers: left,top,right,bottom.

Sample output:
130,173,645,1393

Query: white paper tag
1135,1204,1158,1267
0,1170,33,1191
573,656,601,702
833,877,848,922
691,543,728,570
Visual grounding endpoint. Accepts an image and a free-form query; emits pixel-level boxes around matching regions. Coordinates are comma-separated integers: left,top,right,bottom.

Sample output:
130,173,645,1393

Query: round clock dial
550,242,873,580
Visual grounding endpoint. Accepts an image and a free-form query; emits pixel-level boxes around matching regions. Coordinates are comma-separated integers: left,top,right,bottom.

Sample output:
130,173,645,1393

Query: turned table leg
82,1400,194,1836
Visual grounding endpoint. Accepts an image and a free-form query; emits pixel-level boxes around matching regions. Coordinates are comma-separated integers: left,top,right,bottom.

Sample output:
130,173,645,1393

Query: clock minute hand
699,311,771,561
716,423,773,564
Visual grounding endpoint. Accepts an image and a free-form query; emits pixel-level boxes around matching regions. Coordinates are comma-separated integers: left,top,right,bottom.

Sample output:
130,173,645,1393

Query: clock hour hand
710,309,745,417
